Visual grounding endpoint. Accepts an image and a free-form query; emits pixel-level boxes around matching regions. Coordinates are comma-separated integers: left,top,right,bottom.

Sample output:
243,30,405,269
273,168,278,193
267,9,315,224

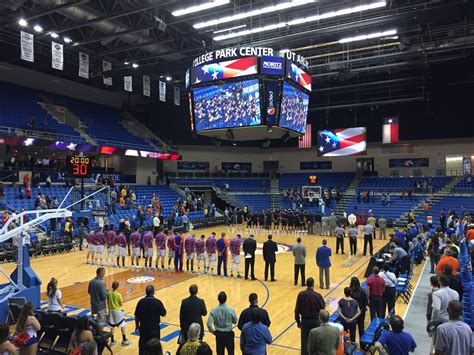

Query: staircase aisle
333,177,359,216
270,177,280,209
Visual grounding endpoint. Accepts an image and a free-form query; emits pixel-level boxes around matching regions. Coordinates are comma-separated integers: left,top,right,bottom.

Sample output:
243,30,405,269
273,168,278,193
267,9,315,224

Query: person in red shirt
23,173,30,187
366,266,385,320
467,226,474,242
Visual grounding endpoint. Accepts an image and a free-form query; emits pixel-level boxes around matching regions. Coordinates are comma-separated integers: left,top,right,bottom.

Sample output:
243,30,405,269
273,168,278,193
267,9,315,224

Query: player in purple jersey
143,231,154,269
184,234,196,272
155,230,167,270
130,228,141,268
229,234,242,278
167,232,175,270
205,232,217,275
195,235,206,273
115,232,127,267
105,228,117,267
86,231,95,264
94,229,105,266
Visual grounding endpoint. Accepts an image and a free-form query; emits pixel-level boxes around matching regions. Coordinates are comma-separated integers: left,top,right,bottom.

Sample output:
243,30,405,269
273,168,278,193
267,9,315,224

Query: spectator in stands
366,266,385,320
23,173,30,187
18,185,24,199
207,291,237,355
0,324,16,354
14,302,41,355
177,323,202,355
375,315,417,355
436,247,459,276
68,316,97,354
431,275,459,323
240,308,272,355
426,276,440,323
46,277,64,312
434,300,474,355
428,234,440,274
442,264,463,302
316,239,332,289
25,185,32,199
179,285,207,342
88,267,107,330
307,310,340,355
337,287,361,343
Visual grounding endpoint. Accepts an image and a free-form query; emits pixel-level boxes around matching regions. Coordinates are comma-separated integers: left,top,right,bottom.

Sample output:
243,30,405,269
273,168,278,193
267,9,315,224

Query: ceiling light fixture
124,61,130,65
165,75,172,81
132,63,139,68
18,18,28,27
195,0,314,29
338,29,397,43
33,24,43,32
213,1,386,41
50,32,59,39
63,37,72,43
172,0,230,17
213,24,247,34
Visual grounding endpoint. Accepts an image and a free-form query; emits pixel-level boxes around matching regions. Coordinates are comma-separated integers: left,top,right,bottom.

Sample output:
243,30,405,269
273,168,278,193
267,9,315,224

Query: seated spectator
144,338,163,355
46,277,64,312
177,323,201,355
375,315,416,355
68,317,97,355
0,324,16,354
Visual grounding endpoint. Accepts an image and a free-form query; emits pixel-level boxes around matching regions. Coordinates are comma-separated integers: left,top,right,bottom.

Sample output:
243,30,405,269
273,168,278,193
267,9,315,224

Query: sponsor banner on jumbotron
78,52,89,79
300,161,332,170
221,162,252,172
191,56,257,85
51,42,63,70
177,161,209,170
124,76,132,92
389,158,429,168
159,81,166,102
143,75,150,97
260,56,284,76
264,80,279,126
20,31,34,62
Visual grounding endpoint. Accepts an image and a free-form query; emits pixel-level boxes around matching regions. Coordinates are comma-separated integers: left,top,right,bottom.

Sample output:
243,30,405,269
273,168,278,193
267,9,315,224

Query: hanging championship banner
78,52,89,79
124,76,132,92
143,75,150,97
103,60,112,86
174,86,180,106
103,77,113,86
159,81,166,102
52,42,63,70
20,31,34,62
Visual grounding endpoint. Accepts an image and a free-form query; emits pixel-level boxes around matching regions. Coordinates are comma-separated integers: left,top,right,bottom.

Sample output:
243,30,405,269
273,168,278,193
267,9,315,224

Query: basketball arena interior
0,0,473,354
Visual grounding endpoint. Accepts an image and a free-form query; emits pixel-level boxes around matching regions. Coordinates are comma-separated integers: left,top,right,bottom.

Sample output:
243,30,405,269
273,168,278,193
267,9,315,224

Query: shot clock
66,156,92,178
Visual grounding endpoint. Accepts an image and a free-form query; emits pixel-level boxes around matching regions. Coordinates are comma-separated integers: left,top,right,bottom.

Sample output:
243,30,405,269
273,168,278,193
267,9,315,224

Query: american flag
193,57,257,84
382,116,399,144
288,62,312,91
298,124,312,148
317,127,367,157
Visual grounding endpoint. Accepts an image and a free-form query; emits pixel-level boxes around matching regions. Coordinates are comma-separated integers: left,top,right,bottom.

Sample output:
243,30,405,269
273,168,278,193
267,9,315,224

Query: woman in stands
14,302,40,355
68,316,97,355
0,324,16,354
349,277,368,345
46,277,64,312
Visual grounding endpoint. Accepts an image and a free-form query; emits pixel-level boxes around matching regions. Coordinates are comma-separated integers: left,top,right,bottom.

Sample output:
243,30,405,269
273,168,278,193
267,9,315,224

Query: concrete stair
333,177,359,216
270,178,280,209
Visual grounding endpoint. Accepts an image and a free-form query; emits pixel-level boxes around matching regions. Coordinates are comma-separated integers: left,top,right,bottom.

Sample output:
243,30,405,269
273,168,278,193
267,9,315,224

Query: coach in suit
243,234,257,280
263,234,278,282
179,284,207,342
293,237,307,286
316,239,332,289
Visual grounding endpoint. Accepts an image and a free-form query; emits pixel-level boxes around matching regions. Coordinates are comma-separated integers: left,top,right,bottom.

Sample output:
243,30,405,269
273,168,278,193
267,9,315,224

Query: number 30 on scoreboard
67,156,92,178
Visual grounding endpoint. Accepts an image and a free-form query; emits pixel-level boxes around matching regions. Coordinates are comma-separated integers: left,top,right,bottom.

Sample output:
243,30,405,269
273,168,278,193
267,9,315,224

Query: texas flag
382,116,399,144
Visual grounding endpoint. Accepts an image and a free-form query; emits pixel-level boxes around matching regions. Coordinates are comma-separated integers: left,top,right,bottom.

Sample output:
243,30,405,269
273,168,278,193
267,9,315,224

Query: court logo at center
127,276,154,284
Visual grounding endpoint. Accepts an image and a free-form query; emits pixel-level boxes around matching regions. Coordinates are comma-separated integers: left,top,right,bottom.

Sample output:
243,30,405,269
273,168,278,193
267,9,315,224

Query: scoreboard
66,156,92,178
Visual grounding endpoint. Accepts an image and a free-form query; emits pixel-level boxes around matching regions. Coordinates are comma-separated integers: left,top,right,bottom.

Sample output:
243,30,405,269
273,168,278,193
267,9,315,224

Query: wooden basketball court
2,226,424,354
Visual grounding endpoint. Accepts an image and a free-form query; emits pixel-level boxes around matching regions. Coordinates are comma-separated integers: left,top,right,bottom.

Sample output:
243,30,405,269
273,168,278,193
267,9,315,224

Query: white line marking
403,258,429,319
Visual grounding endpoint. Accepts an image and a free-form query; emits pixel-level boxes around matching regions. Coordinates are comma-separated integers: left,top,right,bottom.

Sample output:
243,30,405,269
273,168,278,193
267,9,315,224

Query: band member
185,234,196,272
195,235,206,273
130,228,141,268
143,230,154,270
229,234,242,278
205,232,217,275
105,227,117,267
116,232,126,267
155,229,167,270
94,229,105,266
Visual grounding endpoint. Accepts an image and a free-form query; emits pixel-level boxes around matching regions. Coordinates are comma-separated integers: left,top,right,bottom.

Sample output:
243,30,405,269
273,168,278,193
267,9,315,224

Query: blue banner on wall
389,158,429,168
221,162,252,172
177,161,209,170
300,161,332,170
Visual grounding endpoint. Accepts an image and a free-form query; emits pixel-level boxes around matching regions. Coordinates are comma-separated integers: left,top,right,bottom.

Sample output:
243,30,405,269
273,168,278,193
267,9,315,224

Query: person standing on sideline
328,213,337,236
243,234,257,280
334,224,345,254
307,310,340,355
349,277,368,344
237,293,271,331
134,285,166,355
375,315,417,355
314,211,322,235
293,237,306,286
106,281,130,346
295,277,326,355
366,266,385,320
380,264,397,317
316,239,331,289
229,234,242,278
337,287,361,343
348,224,358,256
216,233,228,277
435,300,474,355
240,308,272,355
179,284,207,343
378,215,387,240
363,221,375,256
174,231,185,272
263,234,278,282
88,267,107,329
207,291,237,355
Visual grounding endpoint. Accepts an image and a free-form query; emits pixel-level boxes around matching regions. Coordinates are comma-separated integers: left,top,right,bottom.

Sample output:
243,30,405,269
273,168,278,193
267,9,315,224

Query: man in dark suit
243,234,257,280
237,293,271,330
179,284,207,342
263,234,278,281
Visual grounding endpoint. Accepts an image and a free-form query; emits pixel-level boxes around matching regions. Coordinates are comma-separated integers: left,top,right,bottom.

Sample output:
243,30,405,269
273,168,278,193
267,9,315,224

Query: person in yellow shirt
120,187,127,199
107,281,130,346
64,218,73,238
177,323,201,355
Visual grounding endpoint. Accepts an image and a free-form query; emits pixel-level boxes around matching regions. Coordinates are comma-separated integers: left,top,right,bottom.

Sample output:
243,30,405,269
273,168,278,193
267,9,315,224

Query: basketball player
95,229,105,266
115,232,126,267
167,231,175,270
105,227,116,267
205,232,217,275
195,234,206,273
143,230,154,270
155,229,167,270
86,230,95,264
130,228,141,269
184,234,196,272
229,234,242,278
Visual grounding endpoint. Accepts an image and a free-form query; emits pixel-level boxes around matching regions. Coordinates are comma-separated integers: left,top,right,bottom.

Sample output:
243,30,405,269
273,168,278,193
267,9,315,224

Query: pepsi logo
267,107,275,115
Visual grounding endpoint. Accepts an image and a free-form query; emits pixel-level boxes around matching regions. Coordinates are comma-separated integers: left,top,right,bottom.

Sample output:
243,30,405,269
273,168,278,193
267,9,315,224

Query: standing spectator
436,248,459,276
439,209,446,232
153,213,161,234
428,235,440,274
442,264,463,302
134,285,167,355
427,276,440,323
262,234,278,282
375,315,417,355
431,275,459,323
293,237,306,286
207,291,237,355
237,293,271,331
316,239,331,289
348,224,358,256
314,211,322,235
334,224,345,254
242,234,257,280
88,267,107,329
363,222,375,256
328,213,337,236
14,302,41,355
294,277,326,355
180,285,207,342
107,281,130,346
240,308,272,355
366,266,385,320
380,264,397,317
46,277,64,312
307,310,340,355
378,215,387,240
337,287,361,343
434,300,474,355
177,323,202,355
349,277,368,344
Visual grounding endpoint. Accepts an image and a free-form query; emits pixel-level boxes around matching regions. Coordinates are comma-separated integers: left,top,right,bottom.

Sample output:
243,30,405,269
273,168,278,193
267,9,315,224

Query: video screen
286,61,312,91
317,127,367,157
193,79,261,131
279,82,309,134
